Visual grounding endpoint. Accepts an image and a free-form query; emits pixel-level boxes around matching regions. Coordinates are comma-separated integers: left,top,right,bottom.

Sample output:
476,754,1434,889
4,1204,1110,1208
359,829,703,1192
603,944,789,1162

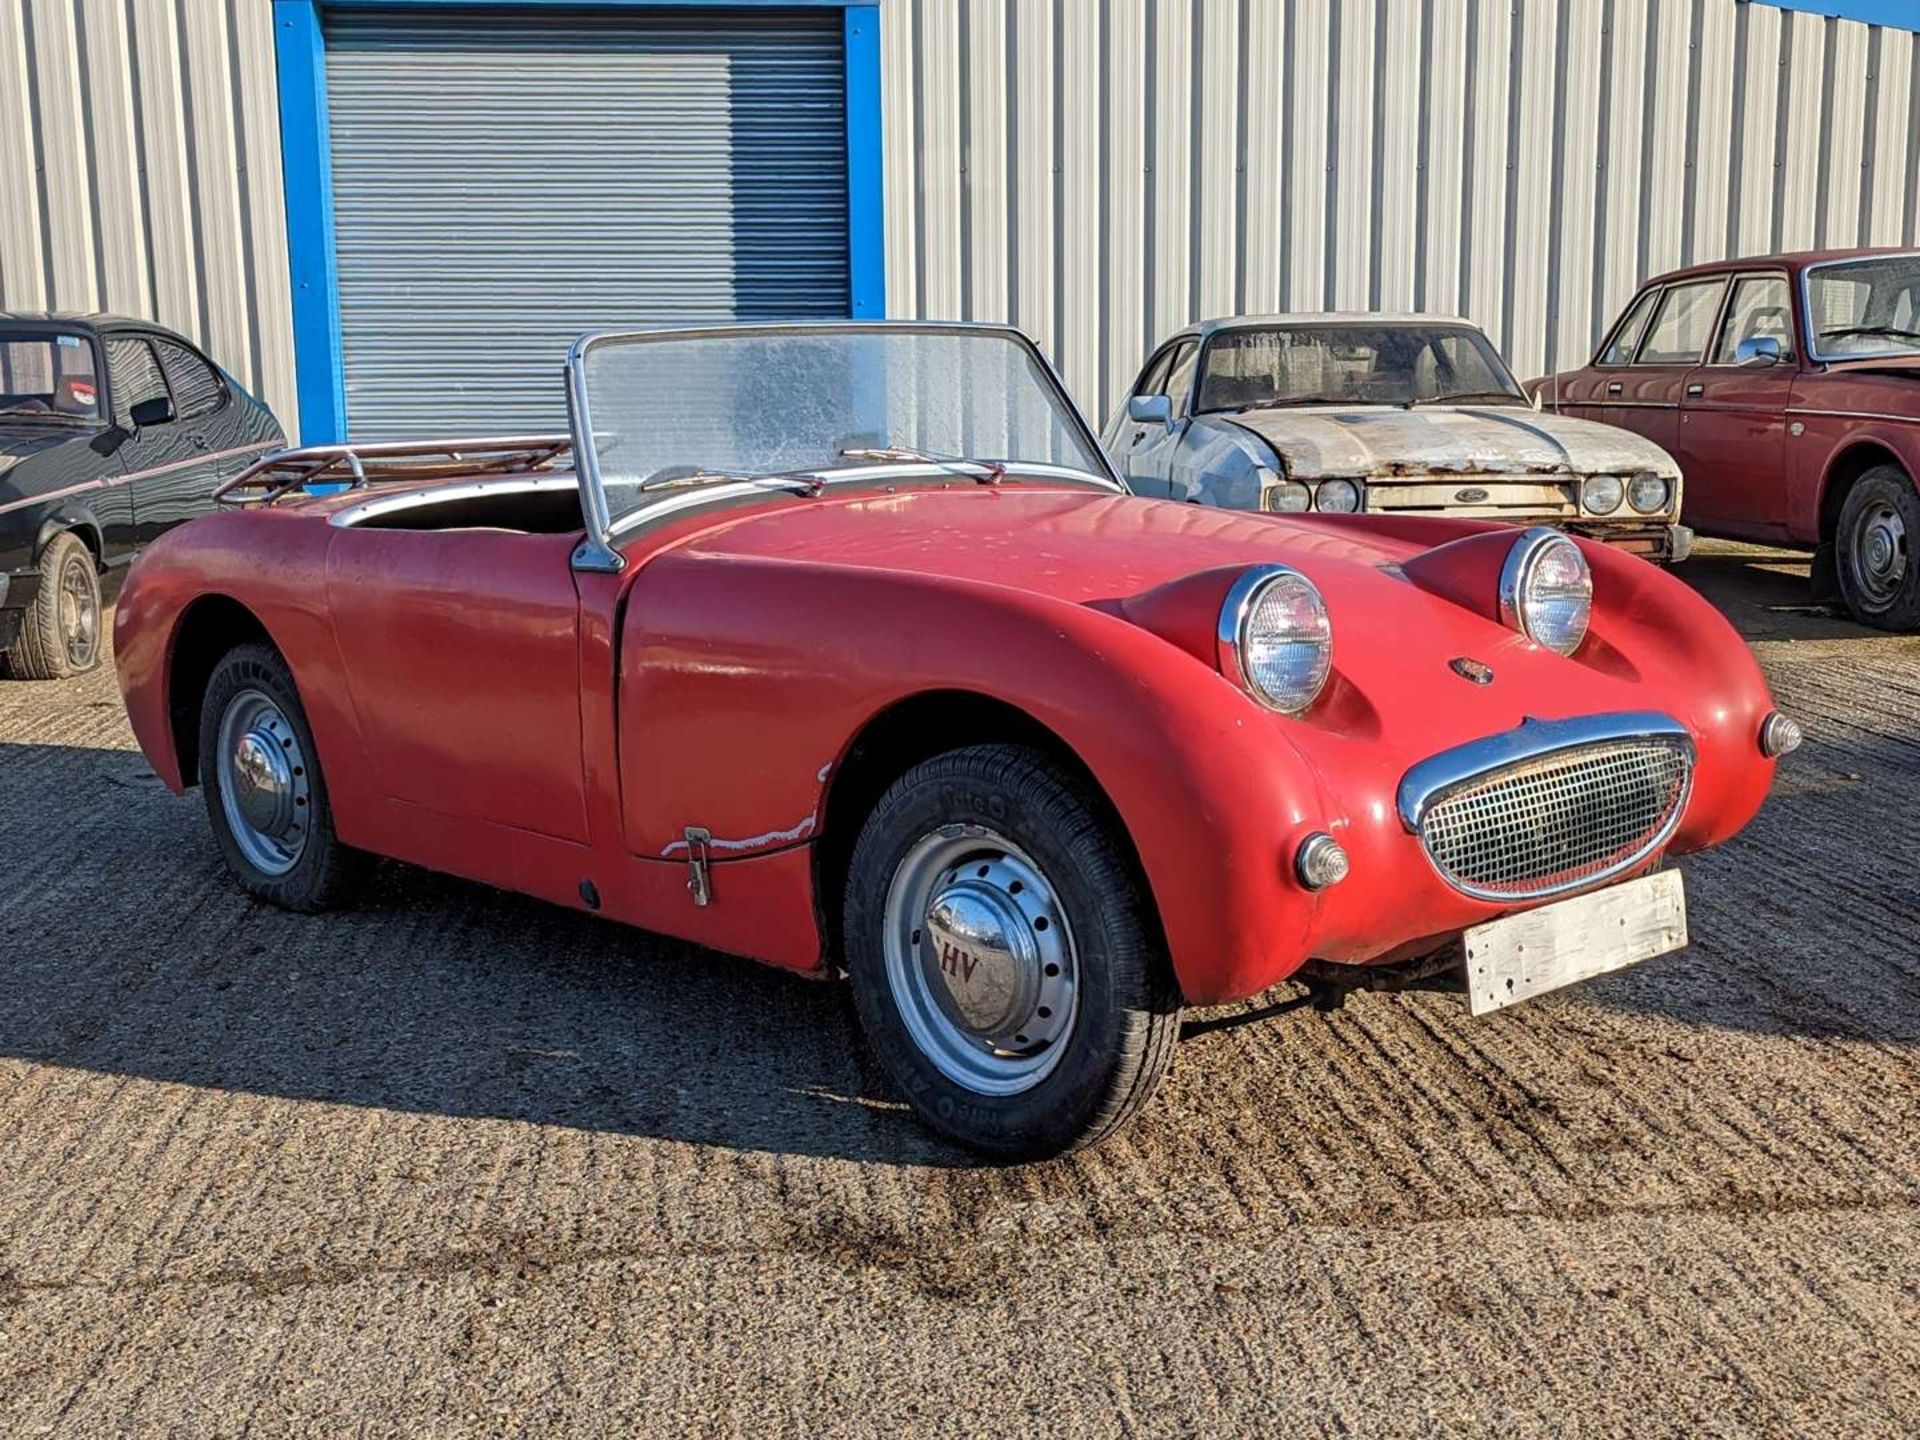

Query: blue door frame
271,0,885,443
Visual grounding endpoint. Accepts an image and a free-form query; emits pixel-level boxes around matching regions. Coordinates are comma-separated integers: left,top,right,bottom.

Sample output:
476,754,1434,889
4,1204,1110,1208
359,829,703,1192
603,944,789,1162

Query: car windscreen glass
0,332,101,422
1807,255,1920,357
573,326,1110,533
1193,325,1526,411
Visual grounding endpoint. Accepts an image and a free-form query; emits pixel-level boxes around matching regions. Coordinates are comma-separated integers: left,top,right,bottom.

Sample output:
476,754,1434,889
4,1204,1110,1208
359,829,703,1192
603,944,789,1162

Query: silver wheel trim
1851,499,1908,608
58,553,98,669
881,825,1080,1097
216,688,312,877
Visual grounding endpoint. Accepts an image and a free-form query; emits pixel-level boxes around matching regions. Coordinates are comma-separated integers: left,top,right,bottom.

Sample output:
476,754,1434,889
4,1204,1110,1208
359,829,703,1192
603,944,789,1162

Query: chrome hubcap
59,555,97,668
1852,501,1908,606
883,826,1078,1096
216,689,310,875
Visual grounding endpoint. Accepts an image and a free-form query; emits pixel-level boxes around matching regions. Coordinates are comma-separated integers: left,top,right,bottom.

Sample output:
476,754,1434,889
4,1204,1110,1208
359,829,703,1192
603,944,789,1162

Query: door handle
1685,383,1704,398
1130,430,1147,445
1606,381,1622,396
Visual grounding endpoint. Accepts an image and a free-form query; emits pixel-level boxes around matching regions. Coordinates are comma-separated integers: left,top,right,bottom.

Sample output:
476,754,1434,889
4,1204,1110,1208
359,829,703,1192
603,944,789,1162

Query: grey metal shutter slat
324,10,849,440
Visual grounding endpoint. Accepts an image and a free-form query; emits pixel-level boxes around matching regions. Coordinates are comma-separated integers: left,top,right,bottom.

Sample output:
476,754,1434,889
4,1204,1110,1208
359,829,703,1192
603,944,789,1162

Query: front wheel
1835,466,1920,631
843,745,1181,1160
2,532,101,680
199,643,367,911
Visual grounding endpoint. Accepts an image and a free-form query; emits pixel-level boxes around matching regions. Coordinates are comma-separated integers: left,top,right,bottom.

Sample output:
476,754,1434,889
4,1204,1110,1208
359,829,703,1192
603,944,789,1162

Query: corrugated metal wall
0,0,299,439
881,0,1920,420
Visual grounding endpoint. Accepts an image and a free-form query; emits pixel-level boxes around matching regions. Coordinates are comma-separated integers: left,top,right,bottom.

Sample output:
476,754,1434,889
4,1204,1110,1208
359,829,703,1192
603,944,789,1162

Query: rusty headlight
1581,475,1625,514
1316,479,1362,513
1628,472,1671,514
1218,565,1332,714
1499,528,1591,656
1258,467,1311,512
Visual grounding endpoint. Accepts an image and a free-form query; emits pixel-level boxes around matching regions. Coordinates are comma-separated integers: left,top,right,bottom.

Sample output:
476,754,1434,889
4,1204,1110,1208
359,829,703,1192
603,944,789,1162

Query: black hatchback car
0,314,283,679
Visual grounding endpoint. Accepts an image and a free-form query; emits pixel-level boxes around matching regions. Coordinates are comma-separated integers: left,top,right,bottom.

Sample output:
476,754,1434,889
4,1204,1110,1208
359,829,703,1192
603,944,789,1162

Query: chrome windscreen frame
1800,250,1920,366
563,321,1126,574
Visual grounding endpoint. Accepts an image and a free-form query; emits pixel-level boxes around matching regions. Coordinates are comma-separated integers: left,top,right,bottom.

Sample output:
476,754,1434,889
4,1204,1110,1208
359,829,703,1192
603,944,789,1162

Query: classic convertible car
1532,248,1920,629
1106,314,1691,563
115,323,1794,1159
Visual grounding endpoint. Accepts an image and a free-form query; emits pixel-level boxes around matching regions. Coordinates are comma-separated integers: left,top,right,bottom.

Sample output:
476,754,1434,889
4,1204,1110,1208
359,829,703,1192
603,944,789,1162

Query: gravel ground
0,540,1915,1438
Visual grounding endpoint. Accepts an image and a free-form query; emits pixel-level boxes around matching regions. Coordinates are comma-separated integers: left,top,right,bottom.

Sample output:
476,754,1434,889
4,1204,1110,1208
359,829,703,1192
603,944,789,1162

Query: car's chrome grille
1416,739,1692,900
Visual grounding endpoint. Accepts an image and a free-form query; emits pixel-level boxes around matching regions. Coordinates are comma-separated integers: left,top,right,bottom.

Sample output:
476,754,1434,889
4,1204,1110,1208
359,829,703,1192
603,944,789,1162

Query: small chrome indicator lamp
1759,711,1803,758
1295,832,1350,890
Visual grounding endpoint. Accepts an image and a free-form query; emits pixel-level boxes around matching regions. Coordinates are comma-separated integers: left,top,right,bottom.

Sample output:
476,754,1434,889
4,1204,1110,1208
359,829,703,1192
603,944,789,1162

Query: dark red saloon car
1532,248,1920,630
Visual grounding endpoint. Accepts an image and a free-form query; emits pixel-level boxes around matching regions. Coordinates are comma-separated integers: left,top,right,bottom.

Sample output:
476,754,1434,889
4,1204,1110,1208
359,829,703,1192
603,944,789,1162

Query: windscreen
1195,324,1526,412
574,326,1108,532
0,332,101,422
1806,256,1920,358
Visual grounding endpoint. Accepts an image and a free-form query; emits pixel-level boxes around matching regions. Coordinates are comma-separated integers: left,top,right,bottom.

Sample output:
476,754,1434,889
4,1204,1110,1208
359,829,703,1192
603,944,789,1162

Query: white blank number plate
1464,870,1687,1017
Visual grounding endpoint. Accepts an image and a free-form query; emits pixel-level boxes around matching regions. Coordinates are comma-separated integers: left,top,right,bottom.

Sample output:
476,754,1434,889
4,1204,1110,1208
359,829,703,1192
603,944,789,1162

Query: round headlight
1217,566,1332,714
1628,472,1670,514
1263,479,1312,513
1316,479,1361,513
1498,528,1592,656
1581,475,1624,514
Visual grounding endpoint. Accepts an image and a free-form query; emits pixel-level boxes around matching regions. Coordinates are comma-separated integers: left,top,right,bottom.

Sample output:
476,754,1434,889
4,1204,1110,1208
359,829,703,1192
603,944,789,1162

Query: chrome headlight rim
1581,474,1625,515
1498,527,1593,656
1216,564,1333,715
1627,471,1671,514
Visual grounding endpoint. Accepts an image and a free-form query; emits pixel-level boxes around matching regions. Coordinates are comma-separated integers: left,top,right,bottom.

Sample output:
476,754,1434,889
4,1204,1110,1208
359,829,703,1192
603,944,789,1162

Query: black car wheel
843,744,1182,1161
3,531,101,681
1835,465,1920,632
199,642,368,912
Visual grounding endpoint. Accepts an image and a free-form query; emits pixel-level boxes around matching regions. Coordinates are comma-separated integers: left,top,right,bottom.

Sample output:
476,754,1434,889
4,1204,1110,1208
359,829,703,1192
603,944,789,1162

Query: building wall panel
884,0,1920,418
0,0,297,437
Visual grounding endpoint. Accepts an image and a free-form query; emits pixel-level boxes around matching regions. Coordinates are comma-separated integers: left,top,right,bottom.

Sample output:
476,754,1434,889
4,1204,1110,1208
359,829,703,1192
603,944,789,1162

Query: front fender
616,551,1332,1004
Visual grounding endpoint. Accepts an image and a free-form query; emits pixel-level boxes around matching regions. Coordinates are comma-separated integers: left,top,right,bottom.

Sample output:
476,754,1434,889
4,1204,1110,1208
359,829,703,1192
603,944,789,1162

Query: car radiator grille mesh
1417,740,1692,900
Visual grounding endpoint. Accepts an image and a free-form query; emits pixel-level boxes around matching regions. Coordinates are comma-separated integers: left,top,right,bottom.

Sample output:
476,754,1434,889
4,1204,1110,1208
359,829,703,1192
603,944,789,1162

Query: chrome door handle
1685,384,1704,398
1606,381,1623,396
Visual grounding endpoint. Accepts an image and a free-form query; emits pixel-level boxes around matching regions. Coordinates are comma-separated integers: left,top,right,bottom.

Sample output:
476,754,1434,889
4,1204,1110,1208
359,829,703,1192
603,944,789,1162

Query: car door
1610,276,1729,462
134,337,257,539
89,335,170,567
1111,339,1196,498
324,526,591,845
1551,285,1660,421
1675,272,1796,540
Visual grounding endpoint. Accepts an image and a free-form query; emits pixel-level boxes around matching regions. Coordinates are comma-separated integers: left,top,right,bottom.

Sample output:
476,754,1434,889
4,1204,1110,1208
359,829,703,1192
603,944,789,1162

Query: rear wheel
843,745,1181,1160
199,643,367,911
3,532,101,680
1835,465,1920,631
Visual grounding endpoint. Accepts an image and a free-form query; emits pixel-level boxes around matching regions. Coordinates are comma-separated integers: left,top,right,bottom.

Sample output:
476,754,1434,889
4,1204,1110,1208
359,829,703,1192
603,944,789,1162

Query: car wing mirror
1128,394,1173,428
130,395,174,428
90,426,130,456
1734,336,1785,367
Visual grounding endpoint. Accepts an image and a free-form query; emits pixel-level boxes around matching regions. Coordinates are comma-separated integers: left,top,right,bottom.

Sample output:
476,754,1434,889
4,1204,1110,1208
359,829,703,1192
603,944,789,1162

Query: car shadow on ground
1672,541,1868,643
4,732,1914,1171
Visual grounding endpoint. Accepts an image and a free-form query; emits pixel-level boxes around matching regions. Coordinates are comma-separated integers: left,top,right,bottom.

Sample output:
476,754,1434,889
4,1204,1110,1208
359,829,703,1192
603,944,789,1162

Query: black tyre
843,745,1181,1161
3,532,101,680
1835,465,1920,632
198,642,367,911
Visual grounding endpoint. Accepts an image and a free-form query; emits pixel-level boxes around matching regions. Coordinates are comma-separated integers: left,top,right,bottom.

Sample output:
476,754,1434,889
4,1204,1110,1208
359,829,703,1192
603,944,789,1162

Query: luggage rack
214,434,574,507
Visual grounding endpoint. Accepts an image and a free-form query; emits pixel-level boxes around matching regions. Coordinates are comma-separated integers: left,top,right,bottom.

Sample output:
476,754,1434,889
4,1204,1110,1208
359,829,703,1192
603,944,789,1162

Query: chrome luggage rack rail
213,434,573,507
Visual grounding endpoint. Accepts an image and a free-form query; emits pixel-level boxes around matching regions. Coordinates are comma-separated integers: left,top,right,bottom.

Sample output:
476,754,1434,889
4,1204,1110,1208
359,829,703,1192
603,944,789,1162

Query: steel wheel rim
1851,499,1908,608
58,553,98,669
882,825,1079,1097
216,688,311,876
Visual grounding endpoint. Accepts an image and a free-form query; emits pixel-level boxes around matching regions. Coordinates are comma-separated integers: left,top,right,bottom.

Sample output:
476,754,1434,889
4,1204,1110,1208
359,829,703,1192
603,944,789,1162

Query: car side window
1132,347,1177,400
1163,341,1200,416
106,338,169,426
1599,288,1660,366
151,339,228,420
1634,280,1728,366
1711,276,1793,363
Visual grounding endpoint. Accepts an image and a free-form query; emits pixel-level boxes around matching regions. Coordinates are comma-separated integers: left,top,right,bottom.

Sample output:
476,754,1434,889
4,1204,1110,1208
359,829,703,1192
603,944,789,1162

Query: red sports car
115,323,1794,1159
1533,247,1920,629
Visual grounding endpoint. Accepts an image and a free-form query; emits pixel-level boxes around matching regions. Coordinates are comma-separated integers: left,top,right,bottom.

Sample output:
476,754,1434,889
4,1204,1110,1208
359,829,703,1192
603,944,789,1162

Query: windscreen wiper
634,465,824,495
837,444,1005,483
1407,391,1530,407
1819,324,1920,343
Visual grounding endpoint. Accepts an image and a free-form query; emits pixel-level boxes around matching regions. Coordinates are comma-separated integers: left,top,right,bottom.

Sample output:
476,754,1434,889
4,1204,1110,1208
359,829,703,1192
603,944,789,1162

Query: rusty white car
1105,315,1691,563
